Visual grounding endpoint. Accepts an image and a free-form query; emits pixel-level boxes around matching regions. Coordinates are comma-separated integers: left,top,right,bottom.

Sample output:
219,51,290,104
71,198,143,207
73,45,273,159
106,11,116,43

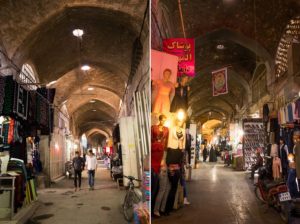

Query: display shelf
0,176,16,220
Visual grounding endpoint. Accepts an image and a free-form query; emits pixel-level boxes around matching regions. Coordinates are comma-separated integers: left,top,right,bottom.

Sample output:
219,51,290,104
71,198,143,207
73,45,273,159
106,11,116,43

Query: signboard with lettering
163,38,195,77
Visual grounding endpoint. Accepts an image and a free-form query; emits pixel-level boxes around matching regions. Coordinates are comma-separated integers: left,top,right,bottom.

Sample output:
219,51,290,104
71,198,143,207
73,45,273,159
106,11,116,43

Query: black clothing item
176,130,183,139
185,134,192,164
165,169,181,213
209,147,217,162
166,148,184,165
170,84,188,112
203,147,208,162
263,104,269,123
74,170,82,188
73,157,85,171
278,144,289,180
151,169,159,215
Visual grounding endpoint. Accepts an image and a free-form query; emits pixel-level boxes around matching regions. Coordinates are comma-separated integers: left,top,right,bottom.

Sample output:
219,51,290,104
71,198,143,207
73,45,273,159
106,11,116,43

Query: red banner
163,38,195,77
212,67,228,96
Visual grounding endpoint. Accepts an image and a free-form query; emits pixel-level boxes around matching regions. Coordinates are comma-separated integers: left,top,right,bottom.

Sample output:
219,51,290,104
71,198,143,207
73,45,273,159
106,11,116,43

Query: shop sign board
212,67,228,96
151,49,178,83
163,38,195,77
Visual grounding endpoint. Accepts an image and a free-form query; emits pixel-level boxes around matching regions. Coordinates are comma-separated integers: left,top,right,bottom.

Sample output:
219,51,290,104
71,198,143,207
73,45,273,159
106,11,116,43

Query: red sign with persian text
163,38,195,77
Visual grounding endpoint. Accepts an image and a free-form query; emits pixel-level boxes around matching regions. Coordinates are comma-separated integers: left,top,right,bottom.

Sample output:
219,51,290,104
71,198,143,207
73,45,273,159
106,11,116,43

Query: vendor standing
293,135,300,183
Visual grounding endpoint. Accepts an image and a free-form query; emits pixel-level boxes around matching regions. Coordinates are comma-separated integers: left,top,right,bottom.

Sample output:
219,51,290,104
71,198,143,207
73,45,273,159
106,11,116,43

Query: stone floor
26,163,128,224
153,162,284,224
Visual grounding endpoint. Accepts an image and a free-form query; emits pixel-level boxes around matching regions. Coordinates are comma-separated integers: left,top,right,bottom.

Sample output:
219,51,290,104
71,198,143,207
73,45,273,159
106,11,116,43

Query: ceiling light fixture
81,65,91,71
216,44,225,50
92,109,97,112
87,87,94,91
72,29,84,37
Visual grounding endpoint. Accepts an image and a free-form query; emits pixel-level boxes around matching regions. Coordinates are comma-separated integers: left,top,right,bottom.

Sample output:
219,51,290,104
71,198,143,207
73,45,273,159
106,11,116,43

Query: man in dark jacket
72,151,85,191
250,151,263,179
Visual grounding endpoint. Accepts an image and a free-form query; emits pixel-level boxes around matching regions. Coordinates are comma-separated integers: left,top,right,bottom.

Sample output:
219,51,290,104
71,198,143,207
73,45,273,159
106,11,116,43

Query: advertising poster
212,67,228,96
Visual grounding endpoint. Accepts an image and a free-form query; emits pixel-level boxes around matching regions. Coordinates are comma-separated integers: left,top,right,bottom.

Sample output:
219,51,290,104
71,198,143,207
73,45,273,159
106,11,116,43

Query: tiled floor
153,162,284,224
27,163,127,224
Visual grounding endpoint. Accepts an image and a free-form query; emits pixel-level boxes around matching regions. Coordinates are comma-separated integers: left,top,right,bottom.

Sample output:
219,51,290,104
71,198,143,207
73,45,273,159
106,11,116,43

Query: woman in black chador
203,145,208,162
170,74,190,112
209,145,217,162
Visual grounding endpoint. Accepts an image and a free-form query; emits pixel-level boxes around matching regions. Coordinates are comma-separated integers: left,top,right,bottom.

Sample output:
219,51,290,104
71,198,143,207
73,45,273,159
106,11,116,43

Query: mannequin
278,139,289,180
165,118,186,215
152,69,175,114
272,154,282,180
170,75,190,113
293,135,300,179
151,115,170,217
287,154,298,198
270,143,279,157
151,114,169,174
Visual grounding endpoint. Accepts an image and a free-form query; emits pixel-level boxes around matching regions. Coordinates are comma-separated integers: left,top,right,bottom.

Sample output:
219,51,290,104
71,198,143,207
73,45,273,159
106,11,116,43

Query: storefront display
152,69,175,114
242,119,265,170
170,75,190,113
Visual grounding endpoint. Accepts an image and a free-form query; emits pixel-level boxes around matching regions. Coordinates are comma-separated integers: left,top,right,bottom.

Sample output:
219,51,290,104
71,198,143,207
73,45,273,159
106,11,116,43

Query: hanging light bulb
72,29,84,37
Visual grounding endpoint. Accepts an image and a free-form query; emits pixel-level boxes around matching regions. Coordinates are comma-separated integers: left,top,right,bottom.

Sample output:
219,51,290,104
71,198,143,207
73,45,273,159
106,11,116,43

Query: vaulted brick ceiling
0,0,148,141
159,0,299,124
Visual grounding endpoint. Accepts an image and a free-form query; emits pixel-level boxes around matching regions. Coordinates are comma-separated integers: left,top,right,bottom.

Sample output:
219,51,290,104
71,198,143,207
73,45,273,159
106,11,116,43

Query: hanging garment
270,144,279,157
278,144,289,179
295,98,300,118
2,76,15,115
152,80,174,114
292,102,299,120
167,127,186,150
154,169,171,213
283,107,289,124
185,133,192,164
287,103,293,123
151,125,169,174
166,149,184,165
263,104,269,123
165,169,180,214
8,118,15,144
170,83,189,113
151,169,159,213
0,76,5,113
280,107,286,124
272,157,282,180
294,142,300,179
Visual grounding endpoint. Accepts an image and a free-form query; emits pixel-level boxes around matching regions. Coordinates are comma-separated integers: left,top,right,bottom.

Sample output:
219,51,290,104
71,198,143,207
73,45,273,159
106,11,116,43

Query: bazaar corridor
25,161,127,224
153,162,283,224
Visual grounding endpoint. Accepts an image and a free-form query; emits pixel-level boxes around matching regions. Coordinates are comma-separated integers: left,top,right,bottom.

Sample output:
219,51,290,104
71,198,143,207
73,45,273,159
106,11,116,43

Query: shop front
0,75,54,220
151,37,195,217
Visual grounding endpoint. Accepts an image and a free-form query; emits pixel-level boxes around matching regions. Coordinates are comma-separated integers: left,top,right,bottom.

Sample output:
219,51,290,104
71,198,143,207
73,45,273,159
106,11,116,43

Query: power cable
178,0,186,38
117,0,149,119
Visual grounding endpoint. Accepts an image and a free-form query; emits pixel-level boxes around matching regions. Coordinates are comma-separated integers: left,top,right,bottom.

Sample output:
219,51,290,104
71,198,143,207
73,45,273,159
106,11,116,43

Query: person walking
72,151,85,191
86,149,97,190
203,145,208,162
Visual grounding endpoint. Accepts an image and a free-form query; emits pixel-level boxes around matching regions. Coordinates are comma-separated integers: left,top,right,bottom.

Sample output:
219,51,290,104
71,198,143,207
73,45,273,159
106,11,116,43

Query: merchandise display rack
0,176,16,220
